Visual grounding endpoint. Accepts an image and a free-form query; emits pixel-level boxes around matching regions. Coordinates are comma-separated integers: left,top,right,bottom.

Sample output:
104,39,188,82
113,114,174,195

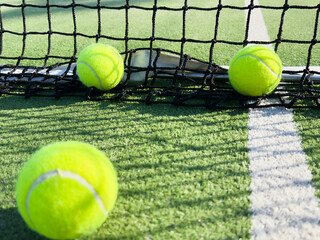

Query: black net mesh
0,0,319,109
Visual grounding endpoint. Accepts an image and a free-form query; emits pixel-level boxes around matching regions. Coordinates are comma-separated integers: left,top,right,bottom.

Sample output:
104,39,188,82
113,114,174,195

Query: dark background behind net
0,0,319,109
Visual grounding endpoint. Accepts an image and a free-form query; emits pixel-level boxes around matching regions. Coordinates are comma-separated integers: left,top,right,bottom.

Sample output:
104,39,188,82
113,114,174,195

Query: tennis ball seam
109,47,122,62
25,169,108,229
229,53,281,96
77,61,104,90
231,54,281,78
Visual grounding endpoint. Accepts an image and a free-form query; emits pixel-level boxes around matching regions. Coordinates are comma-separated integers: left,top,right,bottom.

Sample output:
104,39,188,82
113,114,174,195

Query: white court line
245,0,320,239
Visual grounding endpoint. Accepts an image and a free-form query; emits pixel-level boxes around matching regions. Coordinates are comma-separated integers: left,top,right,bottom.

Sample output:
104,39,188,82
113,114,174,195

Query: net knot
181,37,187,43
211,39,217,44
311,39,318,45
283,4,290,11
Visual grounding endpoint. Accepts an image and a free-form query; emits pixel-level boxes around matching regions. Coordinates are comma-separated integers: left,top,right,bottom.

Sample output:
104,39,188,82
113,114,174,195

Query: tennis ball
228,45,282,96
16,141,118,240
77,43,124,90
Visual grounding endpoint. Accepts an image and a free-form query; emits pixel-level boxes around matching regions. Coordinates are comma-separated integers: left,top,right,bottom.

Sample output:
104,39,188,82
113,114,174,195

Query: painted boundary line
245,0,320,239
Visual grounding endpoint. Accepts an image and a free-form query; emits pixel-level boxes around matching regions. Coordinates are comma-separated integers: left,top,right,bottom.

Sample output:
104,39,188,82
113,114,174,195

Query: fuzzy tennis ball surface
228,45,282,97
77,43,124,90
16,141,118,240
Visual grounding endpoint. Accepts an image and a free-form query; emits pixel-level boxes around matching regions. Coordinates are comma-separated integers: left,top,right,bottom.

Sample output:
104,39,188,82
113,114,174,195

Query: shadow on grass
96,97,249,117
293,108,320,199
0,207,45,240
0,95,251,239
0,95,83,111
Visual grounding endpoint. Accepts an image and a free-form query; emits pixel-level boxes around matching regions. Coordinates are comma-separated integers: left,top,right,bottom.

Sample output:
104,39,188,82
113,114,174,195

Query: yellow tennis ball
77,43,124,90
228,45,282,97
16,141,118,240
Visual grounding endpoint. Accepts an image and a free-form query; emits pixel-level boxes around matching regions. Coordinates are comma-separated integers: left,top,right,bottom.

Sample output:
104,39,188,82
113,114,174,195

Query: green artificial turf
293,109,320,199
0,0,244,66
1,1,320,239
259,0,320,67
0,96,251,240
1,0,318,67
261,0,320,182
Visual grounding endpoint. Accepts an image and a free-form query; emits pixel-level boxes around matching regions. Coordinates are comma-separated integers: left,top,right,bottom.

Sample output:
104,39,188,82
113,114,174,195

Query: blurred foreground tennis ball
228,45,282,96
16,141,118,240
77,43,124,90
